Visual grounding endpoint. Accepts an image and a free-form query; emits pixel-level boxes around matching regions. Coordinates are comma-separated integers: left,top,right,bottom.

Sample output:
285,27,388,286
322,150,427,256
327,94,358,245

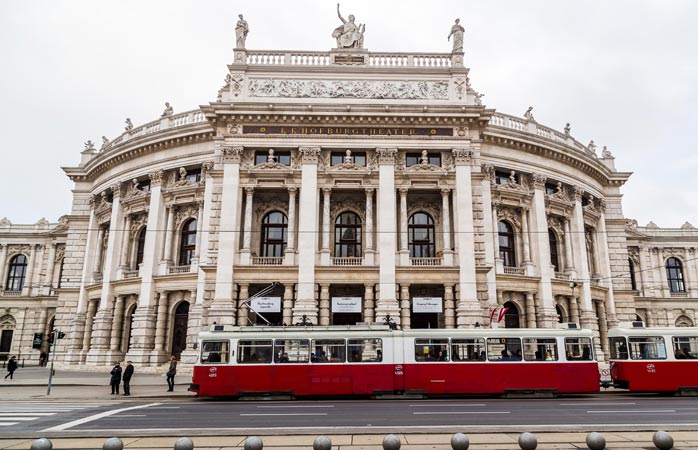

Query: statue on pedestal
235,14,249,49
332,4,364,49
448,18,465,53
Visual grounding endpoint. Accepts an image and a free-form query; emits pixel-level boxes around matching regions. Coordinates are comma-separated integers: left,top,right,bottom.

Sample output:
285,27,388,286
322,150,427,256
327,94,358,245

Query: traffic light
57,331,66,339
47,332,55,345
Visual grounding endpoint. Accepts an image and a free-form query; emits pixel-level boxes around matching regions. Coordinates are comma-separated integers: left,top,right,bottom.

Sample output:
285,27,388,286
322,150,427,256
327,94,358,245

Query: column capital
299,147,321,163
376,147,398,165
440,187,451,196
201,161,215,178
399,187,409,196
573,185,585,202
287,186,298,195
222,145,244,163
531,173,547,190
149,170,165,186
245,186,255,195
322,187,332,195
364,187,375,196
481,163,495,181
110,183,123,199
452,147,473,165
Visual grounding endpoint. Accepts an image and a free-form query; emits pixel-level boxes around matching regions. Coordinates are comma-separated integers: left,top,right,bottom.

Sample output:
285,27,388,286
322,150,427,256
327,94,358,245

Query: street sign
32,333,43,349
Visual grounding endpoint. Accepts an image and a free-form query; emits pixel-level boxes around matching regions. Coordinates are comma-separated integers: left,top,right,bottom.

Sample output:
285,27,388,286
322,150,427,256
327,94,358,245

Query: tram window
487,338,522,361
347,338,383,362
237,339,273,364
415,339,449,361
672,336,698,359
201,341,229,364
274,339,309,363
564,337,593,361
610,337,629,360
628,336,666,360
523,338,558,361
312,339,346,362
451,338,485,362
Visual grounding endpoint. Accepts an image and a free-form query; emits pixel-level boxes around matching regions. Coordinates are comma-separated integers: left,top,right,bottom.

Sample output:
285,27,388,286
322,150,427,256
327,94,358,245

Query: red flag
489,307,498,323
497,307,509,323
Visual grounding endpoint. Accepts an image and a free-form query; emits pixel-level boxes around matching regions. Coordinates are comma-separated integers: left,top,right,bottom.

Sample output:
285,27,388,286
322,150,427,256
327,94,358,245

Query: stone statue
84,140,96,151
524,106,535,122
267,149,276,163
162,102,174,117
448,18,465,53
587,140,597,154
344,149,353,164
235,14,249,49
509,170,517,184
132,178,140,191
125,118,133,131
420,150,429,165
564,123,571,137
601,146,613,158
332,4,364,49
101,136,110,150
179,167,187,181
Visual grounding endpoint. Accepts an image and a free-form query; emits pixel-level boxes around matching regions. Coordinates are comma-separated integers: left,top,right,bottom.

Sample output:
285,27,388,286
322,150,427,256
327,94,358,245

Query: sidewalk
2,432,698,450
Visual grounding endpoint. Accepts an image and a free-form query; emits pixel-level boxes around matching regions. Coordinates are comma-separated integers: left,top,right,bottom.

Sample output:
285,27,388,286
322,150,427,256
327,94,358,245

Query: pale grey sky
1,1,697,226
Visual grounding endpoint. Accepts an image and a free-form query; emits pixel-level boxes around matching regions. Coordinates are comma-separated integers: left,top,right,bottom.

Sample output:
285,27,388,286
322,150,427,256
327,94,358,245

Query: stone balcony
251,257,284,266
503,266,525,276
1,290,22,297
241,50,455,68
410,257,443,267
168,265,192,275
331,257,364,267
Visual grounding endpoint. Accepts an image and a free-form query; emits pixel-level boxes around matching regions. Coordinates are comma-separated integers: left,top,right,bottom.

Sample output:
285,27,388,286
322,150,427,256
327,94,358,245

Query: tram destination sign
251,297,281,313
413,297,443,313
332,297,362,313
243,126,453,137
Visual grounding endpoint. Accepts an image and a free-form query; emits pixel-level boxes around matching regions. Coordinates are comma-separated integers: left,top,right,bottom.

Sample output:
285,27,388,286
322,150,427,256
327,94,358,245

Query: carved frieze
222,145,244,164
496,206,522,230
174,204,200,228
451,148,472,166
330,195,365,222
149,170,165,186
547,216,565,237
230,72,244,97
6,244,32,258
248,79,449,100
299,147,321,164
129,213,148,238
376,148,397,165
408,197,441,224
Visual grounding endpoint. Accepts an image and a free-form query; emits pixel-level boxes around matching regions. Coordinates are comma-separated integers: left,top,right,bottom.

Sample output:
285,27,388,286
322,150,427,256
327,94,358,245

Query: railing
331,257,364,267
168,265,191,274
503,266,525,275
251,257,283,266
410,257,443,267
243,50,452,68
1,290,22,297
122,269,139,279
671,292,689,298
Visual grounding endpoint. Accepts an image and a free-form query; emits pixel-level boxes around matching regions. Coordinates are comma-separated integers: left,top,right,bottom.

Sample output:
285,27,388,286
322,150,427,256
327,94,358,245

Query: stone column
161,206,175,267
94,227,105,275
492,205,503,272
570,295,580,324
444,283,455,328
480,165,498,310
0,244,7,290
119,215,132,271
192,201,204,266
400,284,411,329
283,283,294,326
319,284,330,325
636,246,647,296
375,148,400,324
570,187,595,331
152,291,170,361
237,284,249,326
31,244,46,295
294,147,321,323
590,228,601,278
521,208,532,265
452,148,481,326
193,160,215,308
81,300,98,356
364,188,374,265
530,174,556,327
363,283,375,323
320,188,331,265
21,245,36,296
525,292,537,328
596,300,609,362
240,187,254,264
109,295,126,355
563,219,575,275
44,243,57,294
399,187,409,265
596,204,617,326
441,188,453,265
285,187,297,265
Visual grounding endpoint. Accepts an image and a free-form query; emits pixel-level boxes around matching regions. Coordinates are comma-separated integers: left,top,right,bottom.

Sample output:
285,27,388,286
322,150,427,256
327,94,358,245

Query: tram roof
608,326,698,337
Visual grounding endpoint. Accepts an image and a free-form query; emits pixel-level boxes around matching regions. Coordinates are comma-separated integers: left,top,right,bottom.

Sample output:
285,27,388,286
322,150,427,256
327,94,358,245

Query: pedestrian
122,361,134,396
166,355,177,392
39,351,48,367
110,361,122,395
4,356,18,380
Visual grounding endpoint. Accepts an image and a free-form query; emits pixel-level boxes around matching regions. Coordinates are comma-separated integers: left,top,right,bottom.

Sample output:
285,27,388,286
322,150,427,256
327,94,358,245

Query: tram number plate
646,363,656,374
209,367,218,378
395,365,403,376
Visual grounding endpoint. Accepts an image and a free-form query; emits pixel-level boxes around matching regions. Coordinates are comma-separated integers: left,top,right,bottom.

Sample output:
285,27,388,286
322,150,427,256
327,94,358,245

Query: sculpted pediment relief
248,78,449,100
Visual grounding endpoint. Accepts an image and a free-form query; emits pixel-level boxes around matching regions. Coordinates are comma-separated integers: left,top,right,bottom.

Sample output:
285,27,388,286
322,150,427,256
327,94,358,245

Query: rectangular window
610,337,628,359
237,339,273,364
414,339,449,361
347,338,383,362
312,339,346,363
255,151,291,166
628,336,666,360
523,338,558,361
451,338,486,362
487,337,522,361
495,171,511,185
330,152,367,166
672,336,698,359
186,169,201,183
428,154,441,167
564,337,594,361
406,153,420,167
201,341,229,364
274,339,310,363
140,180,151,193
545,183,557,195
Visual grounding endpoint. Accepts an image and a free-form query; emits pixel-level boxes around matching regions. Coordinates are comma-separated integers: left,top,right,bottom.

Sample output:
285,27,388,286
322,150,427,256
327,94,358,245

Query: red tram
609,323,698,393
190,324,600,397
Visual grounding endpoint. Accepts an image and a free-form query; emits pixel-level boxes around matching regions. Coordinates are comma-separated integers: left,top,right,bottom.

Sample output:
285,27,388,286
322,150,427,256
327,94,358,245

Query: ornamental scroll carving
222,146,244,164
376,148,397,165
547,216,565,237
129,213,148,238
174,204,200,229
55,245,65,262
496,171,528,193
451,148,472,165
531,173,547,190
546,182,571,202
496,207,522,230
330,196,366,223
248,79,449,100
149,170,165,186
299,147,321,164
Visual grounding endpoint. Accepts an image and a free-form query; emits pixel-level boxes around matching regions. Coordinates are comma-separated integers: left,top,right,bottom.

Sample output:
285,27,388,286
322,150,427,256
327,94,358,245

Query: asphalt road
2,396,698,436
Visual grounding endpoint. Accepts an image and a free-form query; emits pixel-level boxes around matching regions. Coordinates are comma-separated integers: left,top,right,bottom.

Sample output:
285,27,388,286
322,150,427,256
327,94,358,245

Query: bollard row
28,431,677,450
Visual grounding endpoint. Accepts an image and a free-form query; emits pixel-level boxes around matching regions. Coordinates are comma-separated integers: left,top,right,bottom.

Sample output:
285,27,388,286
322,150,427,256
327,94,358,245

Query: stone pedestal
330,48,369,65
85,311,114,365
180,304,204,365
64,314,87,365
125,306,157,366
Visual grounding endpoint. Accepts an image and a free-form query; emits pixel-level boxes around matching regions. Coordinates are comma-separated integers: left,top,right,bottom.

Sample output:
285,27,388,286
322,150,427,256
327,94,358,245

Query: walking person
109,361,122,395
122,361,134,396
166,356,177,392
4,356,18,380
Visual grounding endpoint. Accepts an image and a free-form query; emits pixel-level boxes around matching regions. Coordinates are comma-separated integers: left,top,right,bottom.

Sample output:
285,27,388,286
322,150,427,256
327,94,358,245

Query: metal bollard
313,436,332,450
518,432,537,450
586,432,606,450
103,438,124,450
174,437,194,450
451,433,469,450
244,436,263,450
30,438,52,450
653,431,674,450
382,434,401,450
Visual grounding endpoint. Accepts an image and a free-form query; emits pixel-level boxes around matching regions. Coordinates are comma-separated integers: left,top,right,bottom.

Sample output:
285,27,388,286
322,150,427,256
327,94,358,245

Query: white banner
251,296,281,313
413,297,443,313
332,297,362,313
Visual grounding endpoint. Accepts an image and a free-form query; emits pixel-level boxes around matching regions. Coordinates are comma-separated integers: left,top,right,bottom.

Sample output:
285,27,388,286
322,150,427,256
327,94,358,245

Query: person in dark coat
110,362,122,395
122,361,134,396
4,356,18,380
166,356,177,392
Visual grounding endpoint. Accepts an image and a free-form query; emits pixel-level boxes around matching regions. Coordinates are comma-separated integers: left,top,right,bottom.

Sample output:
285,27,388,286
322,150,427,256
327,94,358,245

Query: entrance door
171,302,189,358
0,330,13,361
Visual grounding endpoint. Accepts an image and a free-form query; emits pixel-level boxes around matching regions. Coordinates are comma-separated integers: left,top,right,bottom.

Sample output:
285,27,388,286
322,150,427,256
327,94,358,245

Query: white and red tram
609,323,698,393
190,324,600,397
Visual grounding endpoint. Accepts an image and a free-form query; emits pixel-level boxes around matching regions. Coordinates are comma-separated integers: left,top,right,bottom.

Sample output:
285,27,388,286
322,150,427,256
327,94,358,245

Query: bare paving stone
352,435,408,446
0,440,32,450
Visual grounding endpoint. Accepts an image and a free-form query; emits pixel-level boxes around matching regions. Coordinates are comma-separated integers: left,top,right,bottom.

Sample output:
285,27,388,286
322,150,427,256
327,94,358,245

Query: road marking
0,417,41,421
148,407,181,409
256,405,334,409
42,403,161,432
0,413,56,416
108,414,147,418
413,411,510,415
586,409,676,414
559,402,636,406
409,403,487,407
0,423,19,426
240,413,328,416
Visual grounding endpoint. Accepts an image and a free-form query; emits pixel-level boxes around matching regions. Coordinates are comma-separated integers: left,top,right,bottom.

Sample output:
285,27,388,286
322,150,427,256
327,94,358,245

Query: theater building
1,15,696,368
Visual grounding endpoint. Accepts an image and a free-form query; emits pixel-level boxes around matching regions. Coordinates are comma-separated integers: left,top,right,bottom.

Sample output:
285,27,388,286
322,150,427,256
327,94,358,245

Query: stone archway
0,314,16,361
123,304,137,353
503,301,521,328
170,301,190,359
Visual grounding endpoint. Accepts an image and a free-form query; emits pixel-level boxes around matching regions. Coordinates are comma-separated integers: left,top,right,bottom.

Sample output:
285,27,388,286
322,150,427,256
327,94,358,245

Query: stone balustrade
410,257,443,267
106,109,207,151
331,257,364,267
670,292,689,298
1,290,22,297
242,50,453,68
168,265,191,274
251,256,284,266
503,266,525,275
122,269,139,279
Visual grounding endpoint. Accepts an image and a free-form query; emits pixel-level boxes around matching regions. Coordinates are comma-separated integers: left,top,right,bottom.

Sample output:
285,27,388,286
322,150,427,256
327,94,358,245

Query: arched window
135,227,147,267
548,229,560,272
178,219,197,266
676,315,694,327
666,257,685,293
408,212,435,258
260,211,287,257
556,304,564,323
334,211,362,257
628,258,637,291
6,255,28,291
56,258,65,289
498,221,516,267
503,301,520,329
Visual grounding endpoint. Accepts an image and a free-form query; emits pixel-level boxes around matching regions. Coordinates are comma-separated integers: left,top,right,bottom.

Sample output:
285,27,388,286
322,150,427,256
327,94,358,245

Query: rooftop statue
235,14,249,49
523,106,535,122
448,18,465,53
332,3,364,49
161,102,174,117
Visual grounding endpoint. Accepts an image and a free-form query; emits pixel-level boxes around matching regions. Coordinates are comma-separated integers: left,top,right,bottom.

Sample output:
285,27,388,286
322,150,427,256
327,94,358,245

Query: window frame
334,211,362,257
408,212,436,258
451,338,486,362
672,336,698,360
237,339,273,364
178,219,197,266
260,211,288,257
414,338,450,362
201,340,230,364
666,257,686,293
628,336,667,360
486,337,522,362
135,227,147,266
523,337,559,362
273,339,310,363
6,254,28,292
255,151,291,166
311,339,346,363
548,229,560,272
347,338,383,362
498,221,516,267
564,337,594,361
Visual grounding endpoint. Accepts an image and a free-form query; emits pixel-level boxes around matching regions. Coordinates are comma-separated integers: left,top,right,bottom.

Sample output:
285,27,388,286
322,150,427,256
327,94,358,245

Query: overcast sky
1,1,697,227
